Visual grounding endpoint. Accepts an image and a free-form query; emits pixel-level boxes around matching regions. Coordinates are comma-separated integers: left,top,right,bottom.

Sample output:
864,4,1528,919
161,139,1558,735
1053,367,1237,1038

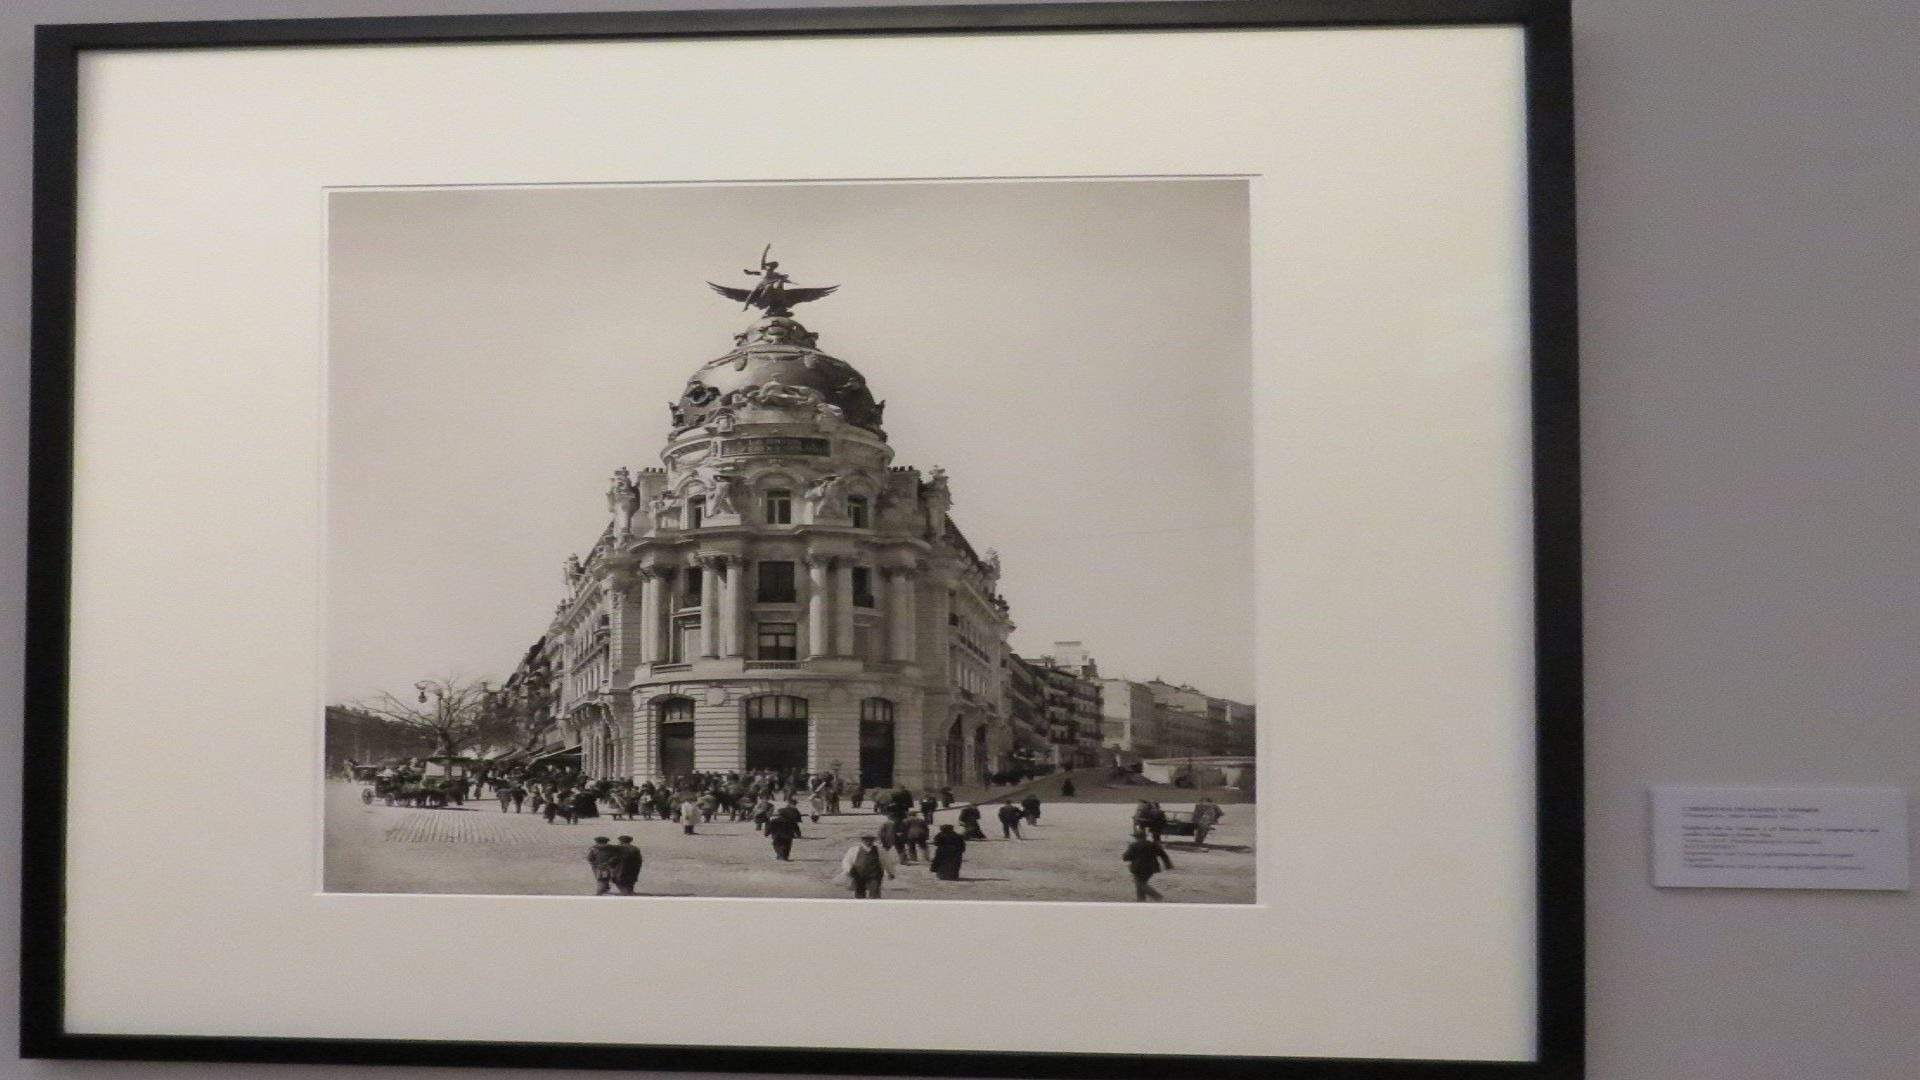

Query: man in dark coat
610,835,643,895
899,814,930,864
929,823,967,880
765,812,801,861
875,815,900,853
586,836,619,895
957,804,986,840
919,794,939,823
1123,834,1175,901
996,800,1025,839
573,787,599,820
1020,793,1042,825
939,786,956,808
510,783,527,813
1060,777,1077,797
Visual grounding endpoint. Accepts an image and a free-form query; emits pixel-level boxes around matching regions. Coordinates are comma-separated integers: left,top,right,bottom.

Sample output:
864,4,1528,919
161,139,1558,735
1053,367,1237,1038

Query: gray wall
1,1,1914,1078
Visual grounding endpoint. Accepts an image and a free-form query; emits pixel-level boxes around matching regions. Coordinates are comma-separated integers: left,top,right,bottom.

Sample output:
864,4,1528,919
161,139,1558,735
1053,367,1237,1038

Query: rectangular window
848,496,869,529
683,567,702,607
757,560,797,603
671,616,699,663
765,489,792,525
756,622,798,661
852,566,876,608
685,499,704,529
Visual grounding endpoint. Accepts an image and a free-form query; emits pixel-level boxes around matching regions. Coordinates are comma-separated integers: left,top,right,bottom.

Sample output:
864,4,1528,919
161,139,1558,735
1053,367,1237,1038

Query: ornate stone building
538,271,1014,790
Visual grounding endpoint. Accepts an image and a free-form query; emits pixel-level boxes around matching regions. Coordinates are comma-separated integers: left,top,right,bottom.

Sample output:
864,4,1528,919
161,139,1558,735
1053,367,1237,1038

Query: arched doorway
655,697,695,782
859,698,895,788
944,716,965,785
745,694,809,774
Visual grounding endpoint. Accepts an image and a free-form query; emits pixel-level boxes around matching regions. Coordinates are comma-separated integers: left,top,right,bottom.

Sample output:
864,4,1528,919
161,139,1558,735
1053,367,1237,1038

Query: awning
527,744,582,763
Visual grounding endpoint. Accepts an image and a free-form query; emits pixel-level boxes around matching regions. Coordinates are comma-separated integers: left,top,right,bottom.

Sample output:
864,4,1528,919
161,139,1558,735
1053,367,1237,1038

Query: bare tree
357,676,492,784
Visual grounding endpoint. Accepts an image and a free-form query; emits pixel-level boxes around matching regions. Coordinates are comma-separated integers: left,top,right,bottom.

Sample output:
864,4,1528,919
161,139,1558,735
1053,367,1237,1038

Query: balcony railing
745,660,800,670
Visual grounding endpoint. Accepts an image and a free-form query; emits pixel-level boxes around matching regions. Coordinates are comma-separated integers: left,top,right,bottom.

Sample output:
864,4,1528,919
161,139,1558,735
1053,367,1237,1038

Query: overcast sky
327,179,1252,705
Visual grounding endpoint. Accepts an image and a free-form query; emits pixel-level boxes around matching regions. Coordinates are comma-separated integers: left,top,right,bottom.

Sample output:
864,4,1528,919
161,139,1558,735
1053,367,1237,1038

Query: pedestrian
958,804,986,840
876,814,900,853
1146,801,1168,844
836,834,896,898
1191,798,1224,846
699,791,718,823
765,810,801,861
586,836,619,895
1131,799,1156,840
679,796,701,834
543,796,561,824
900,813,929,864
939,786,955,809
808,789,827,823
1123,832,1175,901
510,784,526,813
919,794,939,823
1060,777,1076,797
1021,792,1042,825
996,800,1025,839
929,823,967,880
497,785,512,813
610,835,643,895
573,787,598,820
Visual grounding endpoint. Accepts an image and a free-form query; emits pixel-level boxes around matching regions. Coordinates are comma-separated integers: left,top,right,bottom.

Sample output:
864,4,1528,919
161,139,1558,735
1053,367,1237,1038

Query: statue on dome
707,245,839,317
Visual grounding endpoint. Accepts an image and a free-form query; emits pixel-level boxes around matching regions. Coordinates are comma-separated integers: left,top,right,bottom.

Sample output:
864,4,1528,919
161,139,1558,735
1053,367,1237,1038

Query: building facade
1097,677,1163,760
1021,645,1106,769
534,286,1013,791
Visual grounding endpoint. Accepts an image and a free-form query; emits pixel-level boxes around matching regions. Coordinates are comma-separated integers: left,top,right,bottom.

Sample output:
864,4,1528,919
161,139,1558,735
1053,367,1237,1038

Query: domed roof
671,316,885,437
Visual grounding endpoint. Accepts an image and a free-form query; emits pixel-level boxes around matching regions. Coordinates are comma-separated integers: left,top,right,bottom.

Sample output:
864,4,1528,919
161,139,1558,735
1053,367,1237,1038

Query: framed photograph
24,1,1581,1076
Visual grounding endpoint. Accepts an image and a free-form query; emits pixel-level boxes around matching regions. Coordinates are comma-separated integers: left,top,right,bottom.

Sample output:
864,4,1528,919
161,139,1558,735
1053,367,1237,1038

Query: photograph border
23,2,1582,1077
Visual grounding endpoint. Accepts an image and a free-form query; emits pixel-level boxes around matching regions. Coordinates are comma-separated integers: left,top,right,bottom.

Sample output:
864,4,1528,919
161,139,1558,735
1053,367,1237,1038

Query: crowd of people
354,760,1229,902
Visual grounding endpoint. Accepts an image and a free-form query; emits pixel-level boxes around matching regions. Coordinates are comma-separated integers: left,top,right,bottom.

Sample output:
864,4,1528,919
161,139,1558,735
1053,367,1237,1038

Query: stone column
719,556,743,658
806,555,833,658
699,555,722,658
639,568,663,663
833,560,856,656
893,568,920,662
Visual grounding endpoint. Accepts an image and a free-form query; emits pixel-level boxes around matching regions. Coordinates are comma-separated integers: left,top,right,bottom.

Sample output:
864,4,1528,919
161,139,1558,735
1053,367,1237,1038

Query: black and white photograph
323,179,1258,903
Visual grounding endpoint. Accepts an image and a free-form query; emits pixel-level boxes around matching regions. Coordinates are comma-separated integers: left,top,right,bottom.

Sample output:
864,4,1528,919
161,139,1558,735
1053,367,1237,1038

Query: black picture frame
23,2,1581,1076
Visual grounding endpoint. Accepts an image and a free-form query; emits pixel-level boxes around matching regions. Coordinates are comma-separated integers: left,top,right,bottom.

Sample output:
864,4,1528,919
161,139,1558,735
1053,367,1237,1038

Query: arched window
764,488,793,525
745,694,808,721
744,695,809,773
655,696,696,781
859,698,896,787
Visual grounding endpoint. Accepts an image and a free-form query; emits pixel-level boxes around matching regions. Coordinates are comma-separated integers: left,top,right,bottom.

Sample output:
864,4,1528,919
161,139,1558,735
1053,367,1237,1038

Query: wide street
323,781,1257,903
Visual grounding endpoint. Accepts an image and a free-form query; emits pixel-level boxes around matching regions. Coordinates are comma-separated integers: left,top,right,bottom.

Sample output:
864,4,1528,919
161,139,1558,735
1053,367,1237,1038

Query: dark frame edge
35,0,1540,48
1522,3,1585,1079
19,22,81,1065
22,2,1584,1076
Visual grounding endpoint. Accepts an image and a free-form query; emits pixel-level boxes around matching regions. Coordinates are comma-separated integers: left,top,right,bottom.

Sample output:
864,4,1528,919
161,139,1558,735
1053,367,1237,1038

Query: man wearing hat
585,836,619,895
836,834,897,899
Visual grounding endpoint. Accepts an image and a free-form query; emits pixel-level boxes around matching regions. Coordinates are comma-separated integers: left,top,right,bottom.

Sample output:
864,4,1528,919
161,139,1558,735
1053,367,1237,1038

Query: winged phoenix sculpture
707,245,839,317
